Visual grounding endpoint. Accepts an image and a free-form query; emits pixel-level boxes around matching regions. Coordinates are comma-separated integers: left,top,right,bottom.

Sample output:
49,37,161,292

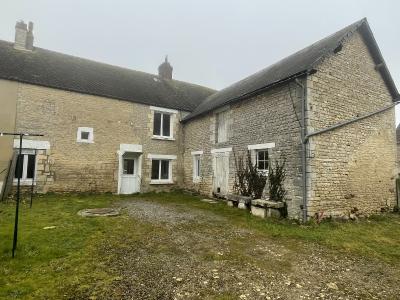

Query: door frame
117,144,142,194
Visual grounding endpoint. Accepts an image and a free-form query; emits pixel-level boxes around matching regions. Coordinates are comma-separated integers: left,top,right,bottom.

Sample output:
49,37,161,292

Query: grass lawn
0,191,400,299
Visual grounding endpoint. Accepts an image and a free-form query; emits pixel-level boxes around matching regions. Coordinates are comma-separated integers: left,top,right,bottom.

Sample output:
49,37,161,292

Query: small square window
77,127,94,143
81,131,90,140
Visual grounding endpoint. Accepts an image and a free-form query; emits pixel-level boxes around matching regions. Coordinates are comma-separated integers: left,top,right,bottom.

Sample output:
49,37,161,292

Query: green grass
0,191,399,299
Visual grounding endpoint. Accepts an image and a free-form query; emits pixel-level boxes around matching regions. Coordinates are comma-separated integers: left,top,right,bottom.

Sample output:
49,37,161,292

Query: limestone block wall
14,83,184,193
306,31,397,217
183,82,304,219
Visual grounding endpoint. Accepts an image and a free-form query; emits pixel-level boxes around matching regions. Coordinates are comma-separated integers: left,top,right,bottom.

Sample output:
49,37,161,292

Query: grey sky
1,0,400,123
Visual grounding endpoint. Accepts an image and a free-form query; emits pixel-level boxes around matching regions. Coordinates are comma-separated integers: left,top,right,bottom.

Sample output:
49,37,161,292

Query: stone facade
306,31,396,217
182,31,397,219
14,83,184,193
2,23,397,220
183,81,305,219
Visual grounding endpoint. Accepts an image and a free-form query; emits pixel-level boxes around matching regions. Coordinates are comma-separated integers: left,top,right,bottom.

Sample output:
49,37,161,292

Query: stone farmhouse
0,18,398,220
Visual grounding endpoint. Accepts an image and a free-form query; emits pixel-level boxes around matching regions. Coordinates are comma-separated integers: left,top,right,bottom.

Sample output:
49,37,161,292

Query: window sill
13,180,36,186
77,140,94,144
152,136,175,141
150,180,174,185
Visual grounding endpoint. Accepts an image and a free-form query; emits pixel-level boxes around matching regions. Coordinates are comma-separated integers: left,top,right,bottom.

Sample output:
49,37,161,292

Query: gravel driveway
96,199,400,300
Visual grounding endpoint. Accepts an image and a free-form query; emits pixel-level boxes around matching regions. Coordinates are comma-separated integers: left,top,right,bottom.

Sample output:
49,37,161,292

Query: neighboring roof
0,40,215,112
184,18,399,121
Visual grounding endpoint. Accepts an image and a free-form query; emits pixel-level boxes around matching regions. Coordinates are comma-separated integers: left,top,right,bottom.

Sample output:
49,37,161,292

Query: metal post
29,149,36,208
12,134,23,258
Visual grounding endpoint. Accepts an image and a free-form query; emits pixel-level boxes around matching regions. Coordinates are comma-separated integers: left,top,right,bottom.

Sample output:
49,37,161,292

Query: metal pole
29,150,36,208
12,134,23,258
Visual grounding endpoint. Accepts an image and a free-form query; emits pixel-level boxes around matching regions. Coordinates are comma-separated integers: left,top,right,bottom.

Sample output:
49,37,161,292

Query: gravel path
97,199,400,300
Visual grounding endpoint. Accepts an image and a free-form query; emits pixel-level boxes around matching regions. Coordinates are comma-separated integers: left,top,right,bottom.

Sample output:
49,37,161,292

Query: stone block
251,205,266,218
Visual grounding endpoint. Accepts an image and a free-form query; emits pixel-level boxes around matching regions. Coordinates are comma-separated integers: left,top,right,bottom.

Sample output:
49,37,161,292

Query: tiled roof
184,18,399,121
0,40,215,112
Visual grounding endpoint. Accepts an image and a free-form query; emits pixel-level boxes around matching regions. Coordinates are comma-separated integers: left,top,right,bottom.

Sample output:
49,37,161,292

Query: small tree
233,151,267,198
268,156,287,202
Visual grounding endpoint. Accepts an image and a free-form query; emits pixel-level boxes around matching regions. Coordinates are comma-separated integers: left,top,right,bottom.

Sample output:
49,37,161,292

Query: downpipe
294,79,308,222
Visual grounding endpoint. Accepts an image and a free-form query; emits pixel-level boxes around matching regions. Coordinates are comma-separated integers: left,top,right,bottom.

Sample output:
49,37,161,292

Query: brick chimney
158,56,173,80
14,20,34,51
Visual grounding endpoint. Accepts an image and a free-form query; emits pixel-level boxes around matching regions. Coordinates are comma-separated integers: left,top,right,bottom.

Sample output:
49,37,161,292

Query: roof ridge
0,38,214,92
184,18,397,121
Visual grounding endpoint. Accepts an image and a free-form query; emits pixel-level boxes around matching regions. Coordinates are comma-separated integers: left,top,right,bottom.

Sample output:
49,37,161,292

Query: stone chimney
14,20,34,51
158,56,173,80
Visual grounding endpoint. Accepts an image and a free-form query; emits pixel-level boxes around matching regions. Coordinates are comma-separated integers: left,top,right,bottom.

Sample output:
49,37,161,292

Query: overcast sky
1,0,400,124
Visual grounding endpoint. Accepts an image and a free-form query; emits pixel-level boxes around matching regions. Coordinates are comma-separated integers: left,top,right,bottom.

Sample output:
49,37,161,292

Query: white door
120,154,140,194
213,153,229,196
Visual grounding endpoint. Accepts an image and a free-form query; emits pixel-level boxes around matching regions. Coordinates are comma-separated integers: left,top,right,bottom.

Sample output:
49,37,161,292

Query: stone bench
251,199,285,218
226,194,252,209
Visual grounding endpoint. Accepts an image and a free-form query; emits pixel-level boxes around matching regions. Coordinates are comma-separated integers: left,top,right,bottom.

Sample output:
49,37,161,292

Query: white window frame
247,143,275,175
191,151,203,183
77,127,94,143
13,149,38,185
148,154,176,184
255,149,269,174
150,106,177,140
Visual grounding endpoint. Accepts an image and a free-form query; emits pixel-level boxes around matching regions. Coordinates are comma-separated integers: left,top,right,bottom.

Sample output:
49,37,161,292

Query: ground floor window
151,159,171,182
193,155,201,181
14,150,36,182
256,149,269,173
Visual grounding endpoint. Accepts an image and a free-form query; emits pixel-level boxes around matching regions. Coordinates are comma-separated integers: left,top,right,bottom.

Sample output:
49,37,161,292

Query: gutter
305,101,399,142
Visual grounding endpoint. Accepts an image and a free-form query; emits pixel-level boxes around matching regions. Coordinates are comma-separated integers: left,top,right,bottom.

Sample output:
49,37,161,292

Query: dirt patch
98,199,400,299
120,199,224,226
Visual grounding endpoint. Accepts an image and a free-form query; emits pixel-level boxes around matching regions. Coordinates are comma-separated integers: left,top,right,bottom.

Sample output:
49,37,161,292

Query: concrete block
251,205,266,218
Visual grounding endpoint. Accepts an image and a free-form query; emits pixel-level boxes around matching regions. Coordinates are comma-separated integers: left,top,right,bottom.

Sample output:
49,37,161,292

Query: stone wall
306,31,397,217
183,82,305,219
14,83,184,193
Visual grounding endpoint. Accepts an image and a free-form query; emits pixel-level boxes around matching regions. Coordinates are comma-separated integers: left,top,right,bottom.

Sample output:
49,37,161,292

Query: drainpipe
304,101,399,142
294,78,308,222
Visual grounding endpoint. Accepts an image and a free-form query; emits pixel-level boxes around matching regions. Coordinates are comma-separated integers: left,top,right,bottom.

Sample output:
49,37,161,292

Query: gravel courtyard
97,198,400,300
1,193,399,300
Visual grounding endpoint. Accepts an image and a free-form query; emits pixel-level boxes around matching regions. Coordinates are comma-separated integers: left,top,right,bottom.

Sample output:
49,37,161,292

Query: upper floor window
153,112,171,137
77,127,94,143
216,110,229,143
150,106,177,140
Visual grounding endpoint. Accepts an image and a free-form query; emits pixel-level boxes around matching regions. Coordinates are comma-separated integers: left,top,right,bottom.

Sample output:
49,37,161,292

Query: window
153,112,172,138
14,150,36,182
77,127,94,143
151,159,171,182
256,149,269,172
193,155,201,181
216,110,229,143
123,159,135,175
